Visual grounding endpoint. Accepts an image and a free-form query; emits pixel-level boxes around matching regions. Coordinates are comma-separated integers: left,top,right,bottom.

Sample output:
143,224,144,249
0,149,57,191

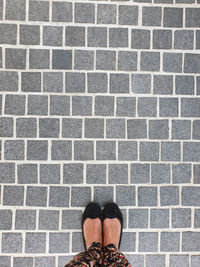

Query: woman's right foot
103,218,121,248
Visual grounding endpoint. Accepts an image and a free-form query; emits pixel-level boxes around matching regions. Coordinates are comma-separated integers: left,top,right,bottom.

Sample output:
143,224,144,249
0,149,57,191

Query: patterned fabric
64,242,131,267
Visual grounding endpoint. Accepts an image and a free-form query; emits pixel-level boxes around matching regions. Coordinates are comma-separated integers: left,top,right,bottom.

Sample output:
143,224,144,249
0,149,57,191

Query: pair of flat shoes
82,202,123,250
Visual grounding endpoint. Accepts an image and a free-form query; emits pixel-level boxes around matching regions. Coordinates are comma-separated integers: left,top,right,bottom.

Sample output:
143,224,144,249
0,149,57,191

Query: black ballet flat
82,202,103,250
102,202,123,249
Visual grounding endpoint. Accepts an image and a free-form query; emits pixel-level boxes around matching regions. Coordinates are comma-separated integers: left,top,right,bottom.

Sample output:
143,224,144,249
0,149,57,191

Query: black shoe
102,202,123,249
82,202,103,250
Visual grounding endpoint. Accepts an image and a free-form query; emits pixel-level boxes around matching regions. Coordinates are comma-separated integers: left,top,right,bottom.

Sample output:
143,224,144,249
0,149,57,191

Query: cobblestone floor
0,0,200,266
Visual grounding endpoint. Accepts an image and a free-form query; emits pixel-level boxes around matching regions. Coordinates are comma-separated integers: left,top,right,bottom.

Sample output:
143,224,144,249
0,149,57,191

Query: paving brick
193,120,200,140
62,210,82,229
87,73,107,93
129,209,148,228
131,164,150,183
194,209,200,228
149,120,169,139
26,186,47,207
28,95,48,116
0,256,11,267
52,2,72,22
131,29,150,49
183,142,200,162
0,210,12,230
150,208,170,228
88,27,107,47
4,140,24,160
35,257,55,267
86,164,106,184
140,142,159,161
29,49,49,69
51,141,72,161
16,118,36,138
39,118,59,138
65,26,85,46
0,94,2,114
75,3,95,23
146,255,165,267
85,118,104,138
5,48,26,69
160,232,180,252
170,255,189,267
139,232,158,252
194,165,200,184
0,0,3,20
153,30,172,49
138,186,157,206
108,164,128,184
163,53,182,73
140,52,160,71
186,8,200,27
72,96,92,116
163,7,183,28
96,50,116,70
74,141,94,161
174,30,194,50
39,210,59,230
40,164,60,184
175,75,194,95
97,4,116,24
151,164,170,184
49,186,69,207
132,74,151,94
109,28,128,47
184,54,200,73
118,51,137,71
120,232,136,252
118,141,138,161
0,163,15,183
196,31,200,50
29,1,49,21
5,94,25,115
43,72,63,93
50,95,70,116
191,256,200,267
172,164,191,184
94,186,114,206
52,50,72,70
159,98,179,117
0,117,13,137
15,210,36,230
172,120,191,140
74,50,94,70
182,186,200,206
65,72,85,93
106,119,125,139
0,24,17,44
182,232,200,252
43,26,62,46
17,164,38,184
182,98,200,117
119,5,138,25
2,233,22,253
127,119,147,139
6,0,25,20
62,119,82,138
63,164,83,184
21,72,41,92
71,187,91,207
116,186,135,206
20,25,40,45
27,140,48,160
138,97,157,117
13,257,33,267
172,208,191,228
25,233,46,253
116,97,135,117
161,142,181,161
153,75,173,94
142,7,162,26
95,96,114,116
72,232,84,253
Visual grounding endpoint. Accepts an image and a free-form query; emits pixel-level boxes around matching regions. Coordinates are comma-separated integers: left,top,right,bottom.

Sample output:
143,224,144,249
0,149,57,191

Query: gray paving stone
138,186,157,206
6,0,25,20
50,95,70,116
0,47,1,68
118,141,138,161
65,26,85,46
63,164,83,184
49,186,69,207
17,164,38,184
2,233,22,253
96,50,116,70
106,118,125,139
160,232,180,252
196,31,200,50
129,209,148,228
62,119,82,138
39,210,59,230
194,209,200,228
153,75,173,94
97,4,116,24
193,120,200,140
72,232,84,253
43,72,63,93
120,232,136,252
172,164,191,184
0,0,3,20
124,255,144,267
172,208,191,228
140,52,160,71
127,119,147,139
52,2,72,22
59,256,75,267
29,1,49,21
131,164,150,183
149,120,169,139
0,163,15,183
4,140,24,160
176,75,194,95
163,53,182,73
138,97,157,117
5,94,25,115
72,96,92,116
139,232,158,252
116,97,136,117
183,142,200,162
87,73,107,93
172,120,191,140
161,142,181,161
182,98,200,117
71,187,91,207
39,118,59,138
174,30,194,50
184,54,200,73
182,186,200,206
21,72,41,92
163,7,183,28
75,3,95,23
182,232,200,252
6,48,26,69
29,49,49,69
140,142,159,161
153,30,172,49
170,255,189,267
132,74,151,94
35,257,55,267
85,118,104,138
118,51,137,71
25,233,46,253
186,8,200,27
20,25,40,45
194,165,200,184
146,255,165,267
28,95,48,116
0,24,17,44
43,26,62,46
159,98,179,117
40,164,60,184
142,6,162,26
94,186,114,206
0,210,12,230
88,27,107,47
109,28,128,47
191,256,200,267
13,257,33,267
74,141,94,161
26,186,47,207
52,50,72,70
95,96,114,116
86,164,106,184
151,164,170,184
62,210,82,229
51,141,72,161
131,29,150,49
15,210,36,230
116,186,135,206
108,164,128,184
150,209,169,228
27,140,48,160
0,117,13,137
119,5,138,25
74,50,94,70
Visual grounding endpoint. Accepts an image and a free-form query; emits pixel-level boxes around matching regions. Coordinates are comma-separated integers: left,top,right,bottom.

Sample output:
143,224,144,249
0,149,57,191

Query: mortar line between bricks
2,0,5,20
160,50,163,73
